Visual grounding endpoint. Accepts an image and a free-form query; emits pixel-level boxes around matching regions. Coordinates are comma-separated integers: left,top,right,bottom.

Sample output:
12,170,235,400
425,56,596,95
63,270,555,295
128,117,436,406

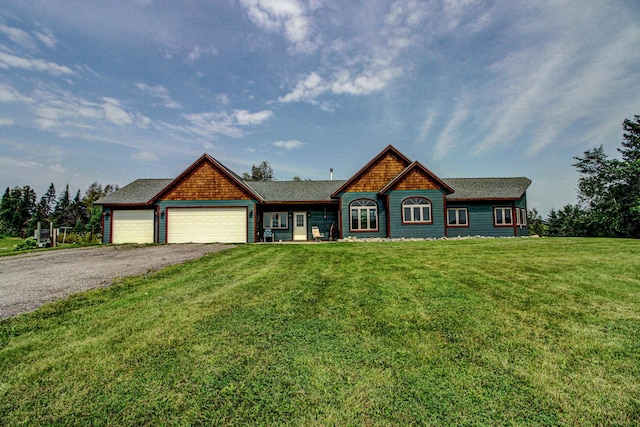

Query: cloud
234,109,273,125
186,45,218,63
102,98,134,126
0,118,14,126
182,109,273,138
0,51,74,76
135,82,182,109
0,83,34,103
0,24,37,50
278,0,425,105
273,140,303,149
132,151,157,161
240,0,316,52
34,29,58,49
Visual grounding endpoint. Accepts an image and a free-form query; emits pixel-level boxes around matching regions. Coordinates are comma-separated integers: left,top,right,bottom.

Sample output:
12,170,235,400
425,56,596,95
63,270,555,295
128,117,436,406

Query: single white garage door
167,207,247,243
112,210,155,244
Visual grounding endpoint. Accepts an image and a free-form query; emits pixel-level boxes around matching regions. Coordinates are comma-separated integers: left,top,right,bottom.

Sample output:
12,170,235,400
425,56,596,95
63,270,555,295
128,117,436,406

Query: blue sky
1,0,639,214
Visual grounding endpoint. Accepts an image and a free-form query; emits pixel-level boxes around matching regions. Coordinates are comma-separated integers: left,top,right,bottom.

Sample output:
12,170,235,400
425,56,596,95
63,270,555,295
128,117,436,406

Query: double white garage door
111,207,247,244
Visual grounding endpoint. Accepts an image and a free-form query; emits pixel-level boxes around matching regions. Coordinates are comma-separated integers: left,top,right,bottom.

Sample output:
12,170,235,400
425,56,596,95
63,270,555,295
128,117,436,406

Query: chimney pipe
330,168,334,181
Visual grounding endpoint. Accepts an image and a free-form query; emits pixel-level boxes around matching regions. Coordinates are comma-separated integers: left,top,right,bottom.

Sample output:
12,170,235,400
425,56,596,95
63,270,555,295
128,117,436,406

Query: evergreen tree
0,186,37,237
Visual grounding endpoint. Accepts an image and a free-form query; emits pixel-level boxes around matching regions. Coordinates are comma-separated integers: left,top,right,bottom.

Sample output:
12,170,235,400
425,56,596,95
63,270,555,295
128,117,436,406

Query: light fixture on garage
103,211,110,220
160,210,165,219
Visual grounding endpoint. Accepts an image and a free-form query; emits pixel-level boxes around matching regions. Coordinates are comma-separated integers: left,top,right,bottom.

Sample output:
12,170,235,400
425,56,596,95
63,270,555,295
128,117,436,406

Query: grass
0,237,22,255
1,238,639,425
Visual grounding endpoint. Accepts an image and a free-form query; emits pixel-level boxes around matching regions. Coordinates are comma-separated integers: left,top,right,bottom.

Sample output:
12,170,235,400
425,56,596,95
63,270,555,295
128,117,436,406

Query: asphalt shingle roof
95,175,530,206
245,180,347,202
443,177,531,200
94,179,173,205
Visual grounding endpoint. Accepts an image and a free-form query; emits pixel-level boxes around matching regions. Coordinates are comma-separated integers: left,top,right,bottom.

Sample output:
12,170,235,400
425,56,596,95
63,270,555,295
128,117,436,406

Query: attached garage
111,210,155,244
166,207,247,243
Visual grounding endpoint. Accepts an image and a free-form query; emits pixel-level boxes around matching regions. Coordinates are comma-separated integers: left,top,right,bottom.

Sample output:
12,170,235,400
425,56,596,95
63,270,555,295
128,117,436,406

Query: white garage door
167,207,247,243
112,210,155,244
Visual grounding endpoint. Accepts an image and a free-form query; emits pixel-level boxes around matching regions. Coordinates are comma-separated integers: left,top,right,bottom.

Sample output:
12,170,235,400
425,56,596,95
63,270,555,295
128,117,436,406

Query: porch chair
263,228,274,242
311,226,324,242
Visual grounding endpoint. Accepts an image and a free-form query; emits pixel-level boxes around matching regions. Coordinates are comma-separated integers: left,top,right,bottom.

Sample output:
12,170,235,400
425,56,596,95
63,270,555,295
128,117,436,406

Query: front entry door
293,212,307,241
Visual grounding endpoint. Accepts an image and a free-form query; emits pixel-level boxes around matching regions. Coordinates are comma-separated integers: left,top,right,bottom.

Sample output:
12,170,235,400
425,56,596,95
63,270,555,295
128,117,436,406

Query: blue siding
388,190,447,238
258,205,339,242
102,207,112,243
446,197,529,238
156,200,257,243
339,192,387,239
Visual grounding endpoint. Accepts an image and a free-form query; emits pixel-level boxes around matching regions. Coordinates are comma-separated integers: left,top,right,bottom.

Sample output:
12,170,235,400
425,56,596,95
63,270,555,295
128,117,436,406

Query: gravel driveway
0,244,233,319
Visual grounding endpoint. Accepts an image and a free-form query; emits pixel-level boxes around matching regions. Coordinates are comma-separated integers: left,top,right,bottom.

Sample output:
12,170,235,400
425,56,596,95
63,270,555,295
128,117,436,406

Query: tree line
0,182,118,239
529,115,639,238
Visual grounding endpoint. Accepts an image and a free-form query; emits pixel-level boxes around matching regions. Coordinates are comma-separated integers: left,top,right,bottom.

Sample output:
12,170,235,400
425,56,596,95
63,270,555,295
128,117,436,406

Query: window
447,208,468,226
402,197,432,223
516,208,527,227
494,207,513,226
350,199,378,231
263,212,288,229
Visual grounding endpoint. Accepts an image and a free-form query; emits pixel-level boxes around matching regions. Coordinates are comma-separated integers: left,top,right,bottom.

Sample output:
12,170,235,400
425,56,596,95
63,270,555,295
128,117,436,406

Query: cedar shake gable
379,161,454,195
152,154,264,202
331,145,412,197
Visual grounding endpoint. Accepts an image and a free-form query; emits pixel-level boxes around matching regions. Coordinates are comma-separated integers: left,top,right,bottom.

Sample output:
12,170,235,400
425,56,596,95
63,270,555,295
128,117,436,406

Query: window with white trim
516,208,527,227
350,199,378,231
494,207,513,226
264,212,288,229
447,208,468,226
402,197,432,223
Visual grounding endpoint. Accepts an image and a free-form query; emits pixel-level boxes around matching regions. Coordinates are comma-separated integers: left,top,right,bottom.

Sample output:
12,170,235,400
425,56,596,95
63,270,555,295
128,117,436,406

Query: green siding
157,200,257,243
388,190,446,238
339,192,387,239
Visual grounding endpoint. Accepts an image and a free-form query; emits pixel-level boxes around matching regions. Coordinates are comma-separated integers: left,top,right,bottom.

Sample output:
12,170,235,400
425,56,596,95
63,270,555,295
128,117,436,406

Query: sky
1,0,639,215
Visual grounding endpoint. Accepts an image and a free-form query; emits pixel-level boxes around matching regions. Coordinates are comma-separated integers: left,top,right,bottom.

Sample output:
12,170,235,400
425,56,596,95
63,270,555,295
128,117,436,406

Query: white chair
311,226,324,242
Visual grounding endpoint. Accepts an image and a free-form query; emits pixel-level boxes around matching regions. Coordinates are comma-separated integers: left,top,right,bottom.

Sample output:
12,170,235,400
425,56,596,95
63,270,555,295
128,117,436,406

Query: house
95,145,531,243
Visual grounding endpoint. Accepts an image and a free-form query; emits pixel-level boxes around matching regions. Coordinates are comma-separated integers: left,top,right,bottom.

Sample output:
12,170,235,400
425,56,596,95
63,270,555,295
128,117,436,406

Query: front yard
1,238,639,425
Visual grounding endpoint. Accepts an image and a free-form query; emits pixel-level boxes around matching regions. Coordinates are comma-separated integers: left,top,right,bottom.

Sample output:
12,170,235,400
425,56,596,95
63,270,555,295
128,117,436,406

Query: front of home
95,145,531,243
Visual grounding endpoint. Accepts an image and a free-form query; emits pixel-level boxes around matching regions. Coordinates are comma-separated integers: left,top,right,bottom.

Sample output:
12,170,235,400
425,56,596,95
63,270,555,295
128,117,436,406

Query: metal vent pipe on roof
330,168,333,181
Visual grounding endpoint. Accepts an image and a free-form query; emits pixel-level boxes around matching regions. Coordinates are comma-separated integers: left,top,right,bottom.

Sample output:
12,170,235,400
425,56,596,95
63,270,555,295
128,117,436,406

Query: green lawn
1,238,639,425
0,237,22,255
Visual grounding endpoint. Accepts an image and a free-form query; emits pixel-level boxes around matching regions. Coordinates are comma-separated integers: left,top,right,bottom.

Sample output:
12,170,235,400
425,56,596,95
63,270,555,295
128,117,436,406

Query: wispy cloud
0,51,73,75
0,24,37,50
135,82,182,109
0,118,14,126
0,83,34,103
240,0,317,53
186,45,218,63
182,109,273,138
273,139,303,149
278,0,425,105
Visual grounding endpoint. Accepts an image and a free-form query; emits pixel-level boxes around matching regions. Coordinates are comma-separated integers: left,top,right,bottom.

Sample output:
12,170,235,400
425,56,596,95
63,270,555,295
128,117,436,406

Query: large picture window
402,197,432,223
263,212,288,229
350,199,378,231
447,208,468,226
494,207,513,226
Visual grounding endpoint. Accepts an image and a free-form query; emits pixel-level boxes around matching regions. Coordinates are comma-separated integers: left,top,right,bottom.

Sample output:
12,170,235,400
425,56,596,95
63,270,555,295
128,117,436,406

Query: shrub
14,237,38,251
